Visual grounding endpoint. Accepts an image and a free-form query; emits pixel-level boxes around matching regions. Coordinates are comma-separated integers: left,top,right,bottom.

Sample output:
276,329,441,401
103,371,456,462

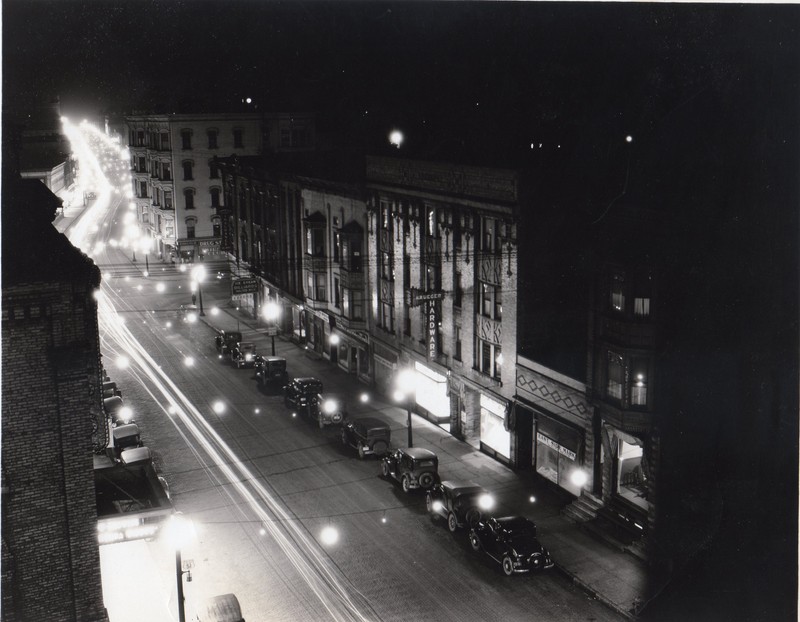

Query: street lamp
162,513,196,622
191,264,206,317
394,368,417,447
263,301,280,355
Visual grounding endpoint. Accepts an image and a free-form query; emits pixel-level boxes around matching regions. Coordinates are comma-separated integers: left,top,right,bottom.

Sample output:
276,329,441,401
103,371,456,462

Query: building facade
125,112,315,263
1,176,108,622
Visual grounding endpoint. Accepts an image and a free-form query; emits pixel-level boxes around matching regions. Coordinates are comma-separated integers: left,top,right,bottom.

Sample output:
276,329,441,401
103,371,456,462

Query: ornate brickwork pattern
516,367,589,419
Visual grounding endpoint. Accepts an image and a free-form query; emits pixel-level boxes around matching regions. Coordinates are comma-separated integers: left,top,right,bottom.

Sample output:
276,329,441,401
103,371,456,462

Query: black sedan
468,516,554,576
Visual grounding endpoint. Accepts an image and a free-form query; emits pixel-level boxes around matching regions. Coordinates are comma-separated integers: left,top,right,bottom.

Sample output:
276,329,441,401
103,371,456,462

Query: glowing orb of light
116,356,130,369
320,526,339,546
212,401,225,414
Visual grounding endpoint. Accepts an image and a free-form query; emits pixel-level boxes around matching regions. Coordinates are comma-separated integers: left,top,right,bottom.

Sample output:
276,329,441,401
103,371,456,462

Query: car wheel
469,532,482,552
381,461,389,477
372,440,388,456
447,512,458,533
418,472,434,489
502,556,515,576
401,476,411,493
358,445,366,460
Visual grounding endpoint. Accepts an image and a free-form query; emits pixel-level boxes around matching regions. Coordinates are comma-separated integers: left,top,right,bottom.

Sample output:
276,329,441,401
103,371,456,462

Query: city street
67,120,625,621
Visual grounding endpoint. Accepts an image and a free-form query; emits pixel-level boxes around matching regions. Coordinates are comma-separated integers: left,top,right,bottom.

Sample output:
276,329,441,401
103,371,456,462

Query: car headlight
432,500,444,512
245,353,252,361
322,399,337,414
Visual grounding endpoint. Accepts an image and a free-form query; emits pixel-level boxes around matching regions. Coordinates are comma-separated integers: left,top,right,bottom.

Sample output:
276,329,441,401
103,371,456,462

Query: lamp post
394,368,417,447
140,236,152,276
163,513,196,622
191,264,207,316
263,301,280,356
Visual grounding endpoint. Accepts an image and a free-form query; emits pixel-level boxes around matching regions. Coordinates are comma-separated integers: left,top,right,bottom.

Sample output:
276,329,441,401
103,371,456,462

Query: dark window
207,129,218,149
210,188,221,207
163,163,171,180
137,130,145,146
607,352,624,401
209,161,219,179
334,278,341,308
455,326,462,360
454,272,463,308
181,129,192,150
184,189,195,210
186,222,196,238
233,129,244,148
160,132,170,150
611,273,625,312
212,220,221,237
333,232,341,262
183,162,193,181
139,180,148,198
137,156,146,172
164,192,173,209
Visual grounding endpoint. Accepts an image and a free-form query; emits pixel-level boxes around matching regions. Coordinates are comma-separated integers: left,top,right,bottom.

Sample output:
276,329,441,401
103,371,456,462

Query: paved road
74,125,623,622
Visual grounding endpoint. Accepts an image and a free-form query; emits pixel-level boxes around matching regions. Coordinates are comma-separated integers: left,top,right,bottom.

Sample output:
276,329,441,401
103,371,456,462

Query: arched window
182,161,194,181
185,216,197,239
184,188,195,210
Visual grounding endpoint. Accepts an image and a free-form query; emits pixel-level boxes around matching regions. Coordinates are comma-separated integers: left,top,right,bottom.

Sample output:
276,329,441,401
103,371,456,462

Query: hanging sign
428,301,438,360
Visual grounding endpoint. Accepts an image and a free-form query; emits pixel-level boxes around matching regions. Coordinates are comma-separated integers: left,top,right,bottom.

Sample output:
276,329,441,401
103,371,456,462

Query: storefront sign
427,302,438,360
232,278,259,295
536,432,576,461
407,287,446,307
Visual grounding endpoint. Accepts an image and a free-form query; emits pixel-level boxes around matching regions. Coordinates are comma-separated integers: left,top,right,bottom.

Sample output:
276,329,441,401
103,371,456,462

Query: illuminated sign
428,302,437,360
232,278,259,295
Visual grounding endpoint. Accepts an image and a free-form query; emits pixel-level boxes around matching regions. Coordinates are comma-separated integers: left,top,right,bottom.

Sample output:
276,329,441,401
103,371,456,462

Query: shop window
535,427,582,496
480,396,510,459
606,351,624,400
181,129,192,150
617,440,647,511
611,272,625,312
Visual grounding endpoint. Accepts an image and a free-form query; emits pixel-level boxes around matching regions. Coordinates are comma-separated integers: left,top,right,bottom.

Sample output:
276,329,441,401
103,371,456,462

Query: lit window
611,273,625,312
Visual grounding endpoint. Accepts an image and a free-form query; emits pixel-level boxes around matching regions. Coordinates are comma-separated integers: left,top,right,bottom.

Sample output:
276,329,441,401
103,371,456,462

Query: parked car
120,446,152,465
111,423,142,459
103,396,135,426
177,304,199,323
340,417,391,459
214,330,242,356
102,380,122,399
381,447,439,492
254,356,289,388
314,393,345,428
230,342,257,368
426,480,495,532
283,377,323,411
468,516,554,575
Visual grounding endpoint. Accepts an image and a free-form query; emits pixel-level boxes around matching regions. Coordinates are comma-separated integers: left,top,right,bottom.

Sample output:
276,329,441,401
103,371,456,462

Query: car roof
440,480,486,494
264,356,286,362
294,377,322,384
238,342,255,347
113,424,140,439
120,447,152,464
493,516,534,528
401,447,437,460
351,417,390,430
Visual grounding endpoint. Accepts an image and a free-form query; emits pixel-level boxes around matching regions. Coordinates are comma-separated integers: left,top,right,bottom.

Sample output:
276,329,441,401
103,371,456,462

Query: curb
553,562,637,620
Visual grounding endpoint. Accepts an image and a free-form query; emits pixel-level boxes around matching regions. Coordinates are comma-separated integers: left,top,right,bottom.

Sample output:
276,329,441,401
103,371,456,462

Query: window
183,161,193,181
160,132,170,150
210,187,221,207
164,191,173,209
311,273,326,300
607,352,624,400
163,163,171,181
233,128,244,148
455,326,462,361
351,291,364,320
207,129,218,149
181,129,192,150
479,282,502,319
186,221,196,238
139,180,148,198
634,271,653,317
184,189,195,210
137,130,145,146
333,232,341,262
137,156,146,172
212,219,221,238
475,338,502,380
611,273,625,312
306,227,324,256
480,217,499,253
209,161,219,179
631,358,648,406
334,277,341,308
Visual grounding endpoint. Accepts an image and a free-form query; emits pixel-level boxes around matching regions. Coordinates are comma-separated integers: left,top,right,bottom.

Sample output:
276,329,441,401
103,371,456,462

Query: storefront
607,426,649,513
480,393,510,462
413,361,449,423
372,340,398,395
534,414,585,496
334,328,371,382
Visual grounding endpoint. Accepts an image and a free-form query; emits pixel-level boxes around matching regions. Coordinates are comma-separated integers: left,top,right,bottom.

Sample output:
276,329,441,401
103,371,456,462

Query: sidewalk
195,277,658,620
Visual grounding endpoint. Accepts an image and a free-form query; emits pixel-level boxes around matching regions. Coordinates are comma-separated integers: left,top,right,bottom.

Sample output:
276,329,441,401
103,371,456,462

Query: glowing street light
191,264,206,317
394,368,417,447
162,513,196,622
389,129,404,148
263,301,280,355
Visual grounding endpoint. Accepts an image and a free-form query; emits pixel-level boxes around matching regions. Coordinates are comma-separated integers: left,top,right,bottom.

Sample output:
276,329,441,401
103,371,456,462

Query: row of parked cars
214,328,554,576
102,376,151,466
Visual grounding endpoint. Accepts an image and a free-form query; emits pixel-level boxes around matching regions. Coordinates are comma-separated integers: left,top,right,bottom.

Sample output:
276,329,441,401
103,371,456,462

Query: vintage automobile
119,446,153,466
214,330,242,356
426,480,495,532
381,447,439,492
340,417,391,459
314,393,345,428
103,396,135,426
468,516,554,576
102,380,122,399
254,356,289,389
283,377,323,412
177,303,199,323
230,342,258,368
110,423,143,459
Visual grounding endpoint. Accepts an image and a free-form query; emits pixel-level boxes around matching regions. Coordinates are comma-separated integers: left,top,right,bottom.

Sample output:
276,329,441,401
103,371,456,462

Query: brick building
1,173,108,621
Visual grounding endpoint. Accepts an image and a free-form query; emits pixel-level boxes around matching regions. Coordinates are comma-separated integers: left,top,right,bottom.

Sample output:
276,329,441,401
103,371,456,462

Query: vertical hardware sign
427,301,438,360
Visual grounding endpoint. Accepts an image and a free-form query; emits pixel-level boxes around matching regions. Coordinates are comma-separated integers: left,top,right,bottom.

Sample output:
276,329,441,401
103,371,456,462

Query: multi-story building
125,112,315,262
364,156,520,459
1,173,108,622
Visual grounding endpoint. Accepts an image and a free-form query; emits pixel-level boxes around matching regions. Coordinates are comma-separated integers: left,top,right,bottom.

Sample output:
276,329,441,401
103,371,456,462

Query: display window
480,395,509,459
414,362,449,420
616,439,648,511
534,416,584,496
